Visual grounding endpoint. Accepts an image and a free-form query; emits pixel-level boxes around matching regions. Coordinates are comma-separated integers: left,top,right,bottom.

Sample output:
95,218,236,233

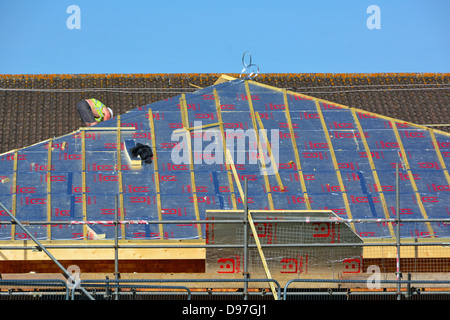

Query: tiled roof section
0,73,448,154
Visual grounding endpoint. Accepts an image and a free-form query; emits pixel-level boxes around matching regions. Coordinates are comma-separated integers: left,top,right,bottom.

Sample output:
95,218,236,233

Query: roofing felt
0,74,449,241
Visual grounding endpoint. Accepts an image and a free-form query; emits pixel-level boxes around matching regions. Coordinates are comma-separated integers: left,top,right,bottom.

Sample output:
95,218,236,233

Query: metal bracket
239,51,260,79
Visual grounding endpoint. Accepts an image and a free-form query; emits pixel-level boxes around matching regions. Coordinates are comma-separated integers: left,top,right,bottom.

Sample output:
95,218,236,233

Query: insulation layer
0,78,449,241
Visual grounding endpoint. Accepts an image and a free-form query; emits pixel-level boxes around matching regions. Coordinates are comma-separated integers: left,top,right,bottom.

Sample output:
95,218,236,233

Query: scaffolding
0,75,449,300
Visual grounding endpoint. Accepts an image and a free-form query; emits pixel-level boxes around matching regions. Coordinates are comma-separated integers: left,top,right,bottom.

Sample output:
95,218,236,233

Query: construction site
0,72,449,301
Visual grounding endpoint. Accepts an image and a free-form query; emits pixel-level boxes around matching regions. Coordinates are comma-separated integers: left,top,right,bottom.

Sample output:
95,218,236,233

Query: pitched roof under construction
0,74,449,242
0,73,449,278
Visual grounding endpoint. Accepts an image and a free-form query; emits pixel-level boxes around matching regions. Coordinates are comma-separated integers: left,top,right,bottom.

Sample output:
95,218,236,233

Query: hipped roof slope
0,73,448,154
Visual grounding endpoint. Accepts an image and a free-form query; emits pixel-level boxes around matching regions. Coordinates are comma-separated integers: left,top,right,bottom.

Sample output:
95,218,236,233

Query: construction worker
76,98,113,127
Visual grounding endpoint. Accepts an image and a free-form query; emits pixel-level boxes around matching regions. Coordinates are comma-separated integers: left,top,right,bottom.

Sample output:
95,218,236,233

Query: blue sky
1,0,449,74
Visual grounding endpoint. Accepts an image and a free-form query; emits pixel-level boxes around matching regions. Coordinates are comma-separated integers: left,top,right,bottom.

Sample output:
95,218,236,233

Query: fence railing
283,278,450,300
0,279,69,300
1,278,449,300
75,280,193,300
0,279,281,300
77,279,281,300
1,198,450,301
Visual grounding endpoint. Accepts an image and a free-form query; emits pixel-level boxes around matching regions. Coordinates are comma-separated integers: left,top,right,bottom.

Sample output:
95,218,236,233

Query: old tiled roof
0,73,448,154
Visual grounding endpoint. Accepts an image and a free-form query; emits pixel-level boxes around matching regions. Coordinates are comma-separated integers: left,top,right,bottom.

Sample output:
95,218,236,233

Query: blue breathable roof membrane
0,78,449,240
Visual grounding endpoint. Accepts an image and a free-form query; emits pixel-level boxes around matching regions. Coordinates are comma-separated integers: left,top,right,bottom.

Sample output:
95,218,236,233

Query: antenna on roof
239,51,259,79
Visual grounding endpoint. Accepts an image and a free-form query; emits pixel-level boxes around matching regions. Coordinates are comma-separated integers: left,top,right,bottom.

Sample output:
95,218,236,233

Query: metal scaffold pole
243,177,249,300
396,163,402,300
0,201,95,300
115,194,120,300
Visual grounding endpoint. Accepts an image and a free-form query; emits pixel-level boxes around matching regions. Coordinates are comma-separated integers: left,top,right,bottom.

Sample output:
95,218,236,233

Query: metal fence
75,279,280,300
283,278,450,300
1,196,450,301
0,280,69,300
0,278,281,300
1,278,449,300
1,215,450,300
73,280,192,300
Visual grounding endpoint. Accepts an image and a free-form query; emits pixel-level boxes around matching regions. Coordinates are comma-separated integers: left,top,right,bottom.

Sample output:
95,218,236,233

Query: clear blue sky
1,0,449,74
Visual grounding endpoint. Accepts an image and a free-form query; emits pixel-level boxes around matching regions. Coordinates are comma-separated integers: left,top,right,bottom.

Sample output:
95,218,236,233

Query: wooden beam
245,81,274,210
116,115,126,238
214,89,237,210
225,148,278,300
180,94,189,130
148,109,164,239
81,129,87,239
282,90,311,209
46,139,53,240
315,99,355,231
172,122,222,134
391,120,435,237
248,79,450,137
79,127,136,131
225,148,245,200
351,108,396,238
246,211,279,300
11,150,18,239
429,129,450,185
255,111,285,190
0,242,206,261
179,96,203,240
214,74,236,85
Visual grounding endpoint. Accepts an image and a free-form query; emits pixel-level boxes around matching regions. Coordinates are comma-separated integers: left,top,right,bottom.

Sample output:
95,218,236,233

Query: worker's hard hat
107,107,114,118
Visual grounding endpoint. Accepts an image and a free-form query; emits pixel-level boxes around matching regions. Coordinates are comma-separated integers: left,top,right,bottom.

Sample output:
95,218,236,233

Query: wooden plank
391,120,435,237
351,109,396,238
247,211,279,300
245,81,274,210
172,122,222,134
123,139,142,169
0,137,55,156
79,127,136,131
206,209,336,214
248,79,450,137
11,150,18,239
225,148,245,200
315,99,354,230
282,89,311,209
429,129,450,184
362,241,450,259
214,89,237,210
180,94,190,130
116,115,126,238
46,139,53,240
224,148,278,300
255,111,285,191
148,109,164,239
213,74,236,85
0,259,206,274
179,96,203,240
0,243,206,261
81,129,87,239
244,81,260,147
